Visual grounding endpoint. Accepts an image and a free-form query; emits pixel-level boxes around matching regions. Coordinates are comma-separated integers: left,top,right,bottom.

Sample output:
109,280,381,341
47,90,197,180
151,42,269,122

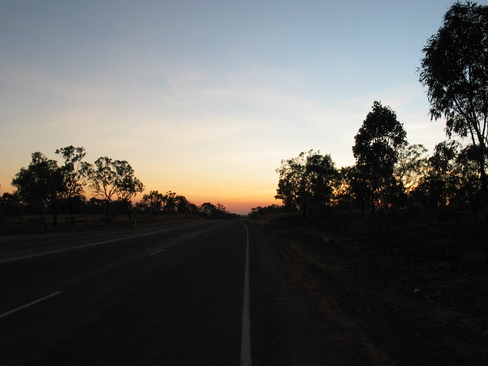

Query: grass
0,213,206,236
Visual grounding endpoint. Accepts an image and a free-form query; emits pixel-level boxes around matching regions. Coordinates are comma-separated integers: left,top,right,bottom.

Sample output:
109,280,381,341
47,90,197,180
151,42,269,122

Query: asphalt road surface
1,220,250,365
1,220,376,366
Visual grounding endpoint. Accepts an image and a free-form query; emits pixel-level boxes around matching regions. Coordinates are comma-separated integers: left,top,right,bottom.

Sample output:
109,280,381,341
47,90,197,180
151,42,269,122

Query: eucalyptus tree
141,190,165,214
55,145,89,225
275,151,308,214
113,160,144,220
353,101,407,211
87,157,144,222
419,1,488,216
86,157,118,223
11,152,64,226
305,152,340,214
419,140,462,208
454,144,484,214
275,150,339,218
393,144,429,208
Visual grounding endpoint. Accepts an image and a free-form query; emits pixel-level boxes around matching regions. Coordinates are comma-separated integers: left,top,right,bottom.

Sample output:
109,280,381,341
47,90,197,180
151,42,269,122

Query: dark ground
248,210,488,365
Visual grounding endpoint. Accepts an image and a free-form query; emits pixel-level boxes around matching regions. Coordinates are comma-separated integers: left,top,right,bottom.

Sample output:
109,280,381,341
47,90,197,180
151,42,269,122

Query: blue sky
1,0,481,214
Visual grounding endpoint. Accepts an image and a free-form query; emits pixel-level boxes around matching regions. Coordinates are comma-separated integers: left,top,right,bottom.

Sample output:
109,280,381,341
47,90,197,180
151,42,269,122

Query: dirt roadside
248,215,488,366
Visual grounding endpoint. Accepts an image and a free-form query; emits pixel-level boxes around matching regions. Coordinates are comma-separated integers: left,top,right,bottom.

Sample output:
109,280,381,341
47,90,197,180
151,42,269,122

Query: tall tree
419,1,488,218
55,146,89,225
352,101,407,211
113,160,144,220
275,150,339,218
87,157,144,222
86,157,118,223
454,144,483,214
275,152,308,214
305,152,340,214
11,152,64,227
141,190,165,214
420,140,461,208
393,144,429,208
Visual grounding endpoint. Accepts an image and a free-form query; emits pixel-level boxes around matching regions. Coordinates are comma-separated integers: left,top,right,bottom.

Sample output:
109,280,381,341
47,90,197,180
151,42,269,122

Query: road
1,220,378,365
1,220,250,365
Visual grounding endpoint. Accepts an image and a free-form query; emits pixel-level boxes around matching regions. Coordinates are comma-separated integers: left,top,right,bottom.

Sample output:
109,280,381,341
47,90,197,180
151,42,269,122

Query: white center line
0,291,62,319
240,222,252,366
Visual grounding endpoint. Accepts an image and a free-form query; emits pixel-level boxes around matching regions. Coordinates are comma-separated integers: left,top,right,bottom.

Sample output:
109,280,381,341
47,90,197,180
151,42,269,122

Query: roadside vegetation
248,4,488,362
0,148,238,235
252,2,488,242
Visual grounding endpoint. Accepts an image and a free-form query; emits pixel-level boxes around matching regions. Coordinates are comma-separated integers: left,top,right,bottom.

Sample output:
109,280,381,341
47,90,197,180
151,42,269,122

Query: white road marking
0,291,62,319
0,227,182,264
150,248,165,256
240,222,252,366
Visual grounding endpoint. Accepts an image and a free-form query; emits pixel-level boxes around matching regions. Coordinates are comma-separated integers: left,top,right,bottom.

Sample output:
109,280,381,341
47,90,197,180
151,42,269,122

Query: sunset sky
0,0,479,214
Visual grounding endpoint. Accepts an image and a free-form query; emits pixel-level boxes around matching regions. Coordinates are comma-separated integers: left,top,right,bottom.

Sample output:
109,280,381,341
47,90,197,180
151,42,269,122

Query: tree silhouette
87,157,144,223
419,1,488,221
86,157,118,223
353,101,407,211
55,146,89,225
275,150,339,218
12,152,63,228
114,160,144,220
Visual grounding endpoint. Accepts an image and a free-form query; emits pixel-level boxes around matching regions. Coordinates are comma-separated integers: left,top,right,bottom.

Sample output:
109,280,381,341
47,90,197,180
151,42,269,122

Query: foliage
352,101,408,211
248,204,284,219
198,202,237,219
86,157,144,222
138,190,199,215
419,0,488,210
113,160,144,220
275,150,339,218
55,146,90,225
11,152,64,226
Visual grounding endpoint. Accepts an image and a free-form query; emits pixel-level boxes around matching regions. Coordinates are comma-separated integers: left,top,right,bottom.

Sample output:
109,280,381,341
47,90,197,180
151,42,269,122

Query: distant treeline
252,2,488,223
250,102,483,220
0,146,237,229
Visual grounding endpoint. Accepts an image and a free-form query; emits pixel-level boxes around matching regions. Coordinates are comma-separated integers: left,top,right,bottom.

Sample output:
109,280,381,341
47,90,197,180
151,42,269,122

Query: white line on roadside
0,291,62,319
0,227,182,264
240,222,252,366
150,248,165,256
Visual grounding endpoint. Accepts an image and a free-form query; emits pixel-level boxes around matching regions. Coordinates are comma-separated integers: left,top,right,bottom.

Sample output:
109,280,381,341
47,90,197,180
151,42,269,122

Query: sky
1,0,484,214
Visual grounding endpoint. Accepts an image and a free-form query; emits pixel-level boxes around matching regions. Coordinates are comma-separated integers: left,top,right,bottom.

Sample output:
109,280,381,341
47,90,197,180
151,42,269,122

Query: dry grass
0,213,205,236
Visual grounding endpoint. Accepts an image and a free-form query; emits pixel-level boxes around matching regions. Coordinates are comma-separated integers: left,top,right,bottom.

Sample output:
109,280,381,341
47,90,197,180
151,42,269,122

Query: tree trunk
68,196,74,226
477,141,488,246
125,200,132,221
105,200,110,223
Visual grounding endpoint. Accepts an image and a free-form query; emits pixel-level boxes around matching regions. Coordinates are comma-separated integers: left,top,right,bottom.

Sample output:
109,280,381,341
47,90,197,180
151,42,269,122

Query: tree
55,146,89,225
352,101,408,211
454,144,483,214
199,202,217,218
416,141,461,208
87,157,144,222
419,1,488,217
163,191,178,214
305,153,340,214
248,204,284,219
141,190,165,214
86,157,119,223
275,150,339,218
393,144,429,208
275,152,308,214
113,160,144,220
11,152,64,227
